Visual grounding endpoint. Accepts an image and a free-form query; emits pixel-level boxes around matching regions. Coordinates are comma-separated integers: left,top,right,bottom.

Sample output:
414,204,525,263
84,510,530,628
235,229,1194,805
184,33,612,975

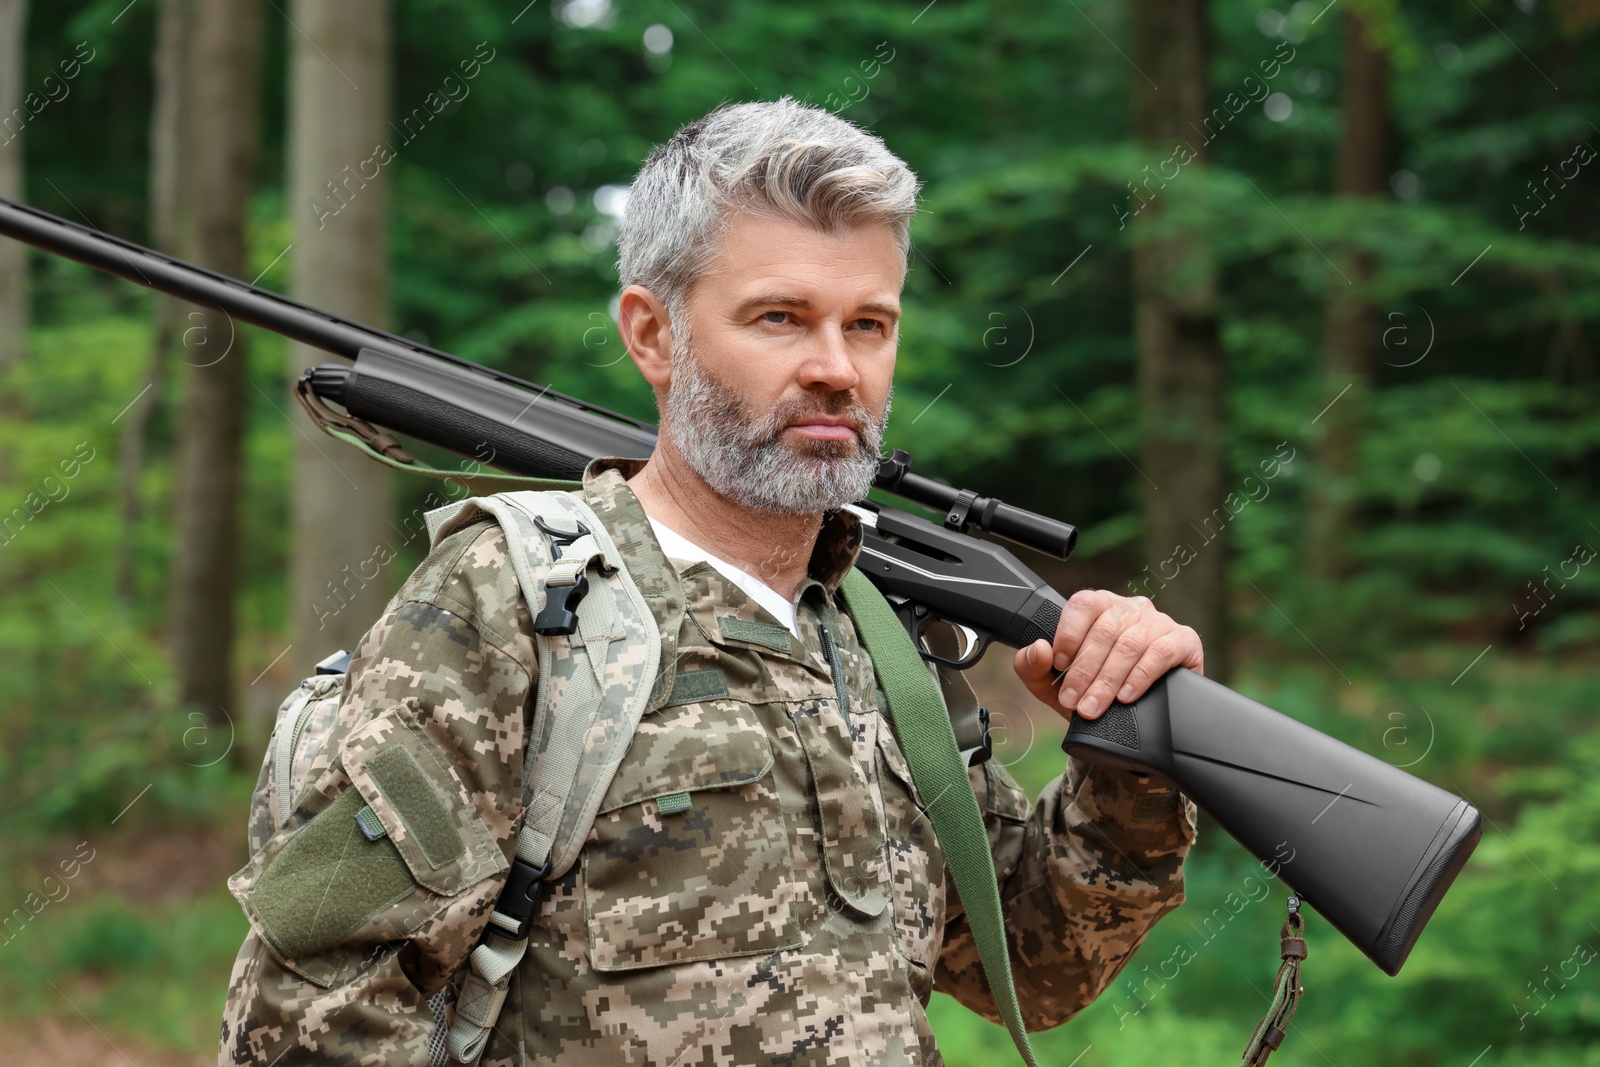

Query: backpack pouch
228,696,511,991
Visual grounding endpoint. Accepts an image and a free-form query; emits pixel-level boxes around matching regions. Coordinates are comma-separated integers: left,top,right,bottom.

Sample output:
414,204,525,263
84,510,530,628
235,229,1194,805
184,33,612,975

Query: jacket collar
578,456,866,599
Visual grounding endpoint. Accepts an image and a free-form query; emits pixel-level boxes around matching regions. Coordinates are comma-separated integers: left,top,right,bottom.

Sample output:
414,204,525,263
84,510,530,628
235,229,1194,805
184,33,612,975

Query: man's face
662,212,902,514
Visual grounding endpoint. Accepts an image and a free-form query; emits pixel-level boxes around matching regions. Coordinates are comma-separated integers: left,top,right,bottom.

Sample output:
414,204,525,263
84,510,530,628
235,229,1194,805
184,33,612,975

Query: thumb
1014,638,1072,714
1013,637,1050,683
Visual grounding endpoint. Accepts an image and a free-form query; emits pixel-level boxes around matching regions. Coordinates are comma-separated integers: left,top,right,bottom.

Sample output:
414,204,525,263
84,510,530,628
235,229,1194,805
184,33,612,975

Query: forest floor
0,821,250,1063
0,1017,211,1067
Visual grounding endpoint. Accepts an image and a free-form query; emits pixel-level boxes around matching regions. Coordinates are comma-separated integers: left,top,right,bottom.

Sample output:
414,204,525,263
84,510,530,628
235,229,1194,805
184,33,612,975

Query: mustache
666,339,888,447
764,394,875,440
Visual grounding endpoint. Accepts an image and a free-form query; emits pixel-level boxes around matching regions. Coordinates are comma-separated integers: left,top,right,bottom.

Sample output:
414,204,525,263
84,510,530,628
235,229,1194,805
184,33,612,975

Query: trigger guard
915,620,991,670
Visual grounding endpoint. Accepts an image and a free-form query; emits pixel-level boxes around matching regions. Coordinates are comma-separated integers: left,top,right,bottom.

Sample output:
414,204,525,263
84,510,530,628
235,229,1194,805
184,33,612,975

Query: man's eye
761,311,790,325
851,318,884,333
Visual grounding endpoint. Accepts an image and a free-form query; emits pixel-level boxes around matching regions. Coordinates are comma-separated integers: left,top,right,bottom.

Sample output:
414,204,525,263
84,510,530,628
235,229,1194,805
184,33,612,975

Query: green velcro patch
717,617,792,654
665,667,729,706
657,791,693,816
250,789,416,961
366,745,466,870
354,804,387,841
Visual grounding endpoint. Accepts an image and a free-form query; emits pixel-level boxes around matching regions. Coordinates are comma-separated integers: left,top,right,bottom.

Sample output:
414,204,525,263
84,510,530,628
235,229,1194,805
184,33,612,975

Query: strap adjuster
534,570,589,635
495,856,551,940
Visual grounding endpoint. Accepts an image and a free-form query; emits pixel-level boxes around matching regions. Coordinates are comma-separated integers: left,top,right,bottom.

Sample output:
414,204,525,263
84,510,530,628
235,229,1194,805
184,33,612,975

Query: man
221,95,1201,1066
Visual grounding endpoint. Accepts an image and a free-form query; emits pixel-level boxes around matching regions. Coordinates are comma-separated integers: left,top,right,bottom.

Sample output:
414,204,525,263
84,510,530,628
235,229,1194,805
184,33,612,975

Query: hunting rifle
0,194,1480,996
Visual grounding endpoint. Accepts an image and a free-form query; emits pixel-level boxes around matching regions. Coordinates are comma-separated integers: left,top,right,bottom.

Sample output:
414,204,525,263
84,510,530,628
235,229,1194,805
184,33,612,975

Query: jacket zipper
817,622,851,729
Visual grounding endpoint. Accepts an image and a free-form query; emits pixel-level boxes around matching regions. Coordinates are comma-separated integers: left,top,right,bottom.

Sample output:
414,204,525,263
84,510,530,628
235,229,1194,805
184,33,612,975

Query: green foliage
3,0,1598,1060
57,899,166,974
0,890,250,1053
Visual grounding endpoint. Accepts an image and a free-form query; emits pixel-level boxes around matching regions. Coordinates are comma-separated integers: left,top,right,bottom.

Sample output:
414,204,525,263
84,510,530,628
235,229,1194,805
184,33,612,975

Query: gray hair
616,95,922,331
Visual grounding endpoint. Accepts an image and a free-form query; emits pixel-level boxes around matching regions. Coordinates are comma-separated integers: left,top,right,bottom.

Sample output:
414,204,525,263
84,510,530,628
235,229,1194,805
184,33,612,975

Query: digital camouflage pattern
220,457,1198,1066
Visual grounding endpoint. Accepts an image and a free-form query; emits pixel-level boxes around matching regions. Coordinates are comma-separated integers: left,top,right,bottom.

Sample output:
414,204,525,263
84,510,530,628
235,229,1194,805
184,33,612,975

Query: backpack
244,484,1040,1067
245,487,660,1065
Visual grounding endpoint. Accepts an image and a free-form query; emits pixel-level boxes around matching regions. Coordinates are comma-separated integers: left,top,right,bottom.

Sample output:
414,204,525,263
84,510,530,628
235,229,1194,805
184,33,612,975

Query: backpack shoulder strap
422,488,660,1065
838,568,1039,1067
490,489,661,879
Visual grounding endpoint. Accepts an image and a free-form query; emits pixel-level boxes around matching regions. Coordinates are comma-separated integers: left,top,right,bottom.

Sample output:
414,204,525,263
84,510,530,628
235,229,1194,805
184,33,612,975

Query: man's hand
1012,589,1204,720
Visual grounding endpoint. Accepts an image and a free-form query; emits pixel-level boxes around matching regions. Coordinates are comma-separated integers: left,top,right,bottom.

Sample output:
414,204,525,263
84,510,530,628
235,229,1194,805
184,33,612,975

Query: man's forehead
697,212,908,303
706,213,901,278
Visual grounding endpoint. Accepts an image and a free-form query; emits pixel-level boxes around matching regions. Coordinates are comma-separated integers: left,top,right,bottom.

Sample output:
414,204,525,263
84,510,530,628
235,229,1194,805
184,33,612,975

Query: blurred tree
117,0,192,605
168,0,264,729
1306,6,1391,585
0,0,27,458
284,0,396,666
1130,0,1231,681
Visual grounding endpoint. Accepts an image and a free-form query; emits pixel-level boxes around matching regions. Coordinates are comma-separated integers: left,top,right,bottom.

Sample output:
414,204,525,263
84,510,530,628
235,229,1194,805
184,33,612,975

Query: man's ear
618,284,674,391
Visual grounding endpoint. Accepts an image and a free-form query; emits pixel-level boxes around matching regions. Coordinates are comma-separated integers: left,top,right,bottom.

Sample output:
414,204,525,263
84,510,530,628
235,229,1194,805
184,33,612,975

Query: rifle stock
1065,666,1481,976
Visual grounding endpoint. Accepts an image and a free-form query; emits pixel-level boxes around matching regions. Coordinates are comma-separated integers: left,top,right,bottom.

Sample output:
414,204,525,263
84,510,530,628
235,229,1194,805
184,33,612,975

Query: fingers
1012,639,1061,711
1048,589,1115,672
1112,625,1205,705
1054,599,1143,717
1013,591,1207,721
1076,623,1152,718
1056,591,1145,716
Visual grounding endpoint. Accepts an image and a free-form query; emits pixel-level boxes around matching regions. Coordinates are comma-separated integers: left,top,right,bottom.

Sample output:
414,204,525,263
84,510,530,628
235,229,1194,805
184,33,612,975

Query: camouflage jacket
220,457,1197,1066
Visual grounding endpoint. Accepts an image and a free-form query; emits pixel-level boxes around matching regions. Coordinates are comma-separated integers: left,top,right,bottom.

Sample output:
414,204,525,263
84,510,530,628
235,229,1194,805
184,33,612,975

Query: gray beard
663,333,891,514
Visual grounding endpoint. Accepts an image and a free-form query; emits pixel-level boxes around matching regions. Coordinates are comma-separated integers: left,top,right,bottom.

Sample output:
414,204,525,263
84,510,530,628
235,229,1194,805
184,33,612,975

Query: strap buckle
534,570,589,635
532,514,588,558
495,856,551,940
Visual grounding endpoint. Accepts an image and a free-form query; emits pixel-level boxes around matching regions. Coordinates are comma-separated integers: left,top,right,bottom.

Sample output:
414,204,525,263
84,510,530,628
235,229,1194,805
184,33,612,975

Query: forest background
0,0,1597,1064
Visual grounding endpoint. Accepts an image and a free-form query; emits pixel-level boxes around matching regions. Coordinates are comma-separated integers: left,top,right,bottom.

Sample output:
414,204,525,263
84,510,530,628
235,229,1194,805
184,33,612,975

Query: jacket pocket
228,698,511,989
875,723,948,972
583,698,801,972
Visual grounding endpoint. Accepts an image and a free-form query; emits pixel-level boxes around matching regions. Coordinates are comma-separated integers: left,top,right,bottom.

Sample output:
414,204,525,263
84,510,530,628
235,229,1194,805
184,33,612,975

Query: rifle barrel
0,193,654,432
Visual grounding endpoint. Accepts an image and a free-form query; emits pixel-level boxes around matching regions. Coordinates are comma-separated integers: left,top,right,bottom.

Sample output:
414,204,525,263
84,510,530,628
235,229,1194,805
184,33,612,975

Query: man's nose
799,324,861,392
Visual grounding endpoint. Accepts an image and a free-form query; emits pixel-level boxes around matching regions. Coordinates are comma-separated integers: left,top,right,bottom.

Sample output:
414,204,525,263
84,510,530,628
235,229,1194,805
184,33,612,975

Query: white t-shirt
646,516,801,640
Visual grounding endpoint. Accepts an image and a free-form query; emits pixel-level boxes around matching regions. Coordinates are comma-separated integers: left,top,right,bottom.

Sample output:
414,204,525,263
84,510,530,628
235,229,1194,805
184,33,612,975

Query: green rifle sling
839,568,1039,1067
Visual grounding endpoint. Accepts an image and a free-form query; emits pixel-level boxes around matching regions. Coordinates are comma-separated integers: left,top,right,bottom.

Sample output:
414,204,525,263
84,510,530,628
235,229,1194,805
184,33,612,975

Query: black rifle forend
306,349,658,480
1064,668,1482,976
309,353,1078,562
0,192,1077,562
0,192,1481,976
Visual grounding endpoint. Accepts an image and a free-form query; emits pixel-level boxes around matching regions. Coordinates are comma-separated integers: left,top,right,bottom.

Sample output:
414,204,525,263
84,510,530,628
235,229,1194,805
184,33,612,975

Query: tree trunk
0,0,28,463
118,0,192,605
1128,0,1231,682
168,0,264,726
1306,13,1388,583
285,0,396,669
